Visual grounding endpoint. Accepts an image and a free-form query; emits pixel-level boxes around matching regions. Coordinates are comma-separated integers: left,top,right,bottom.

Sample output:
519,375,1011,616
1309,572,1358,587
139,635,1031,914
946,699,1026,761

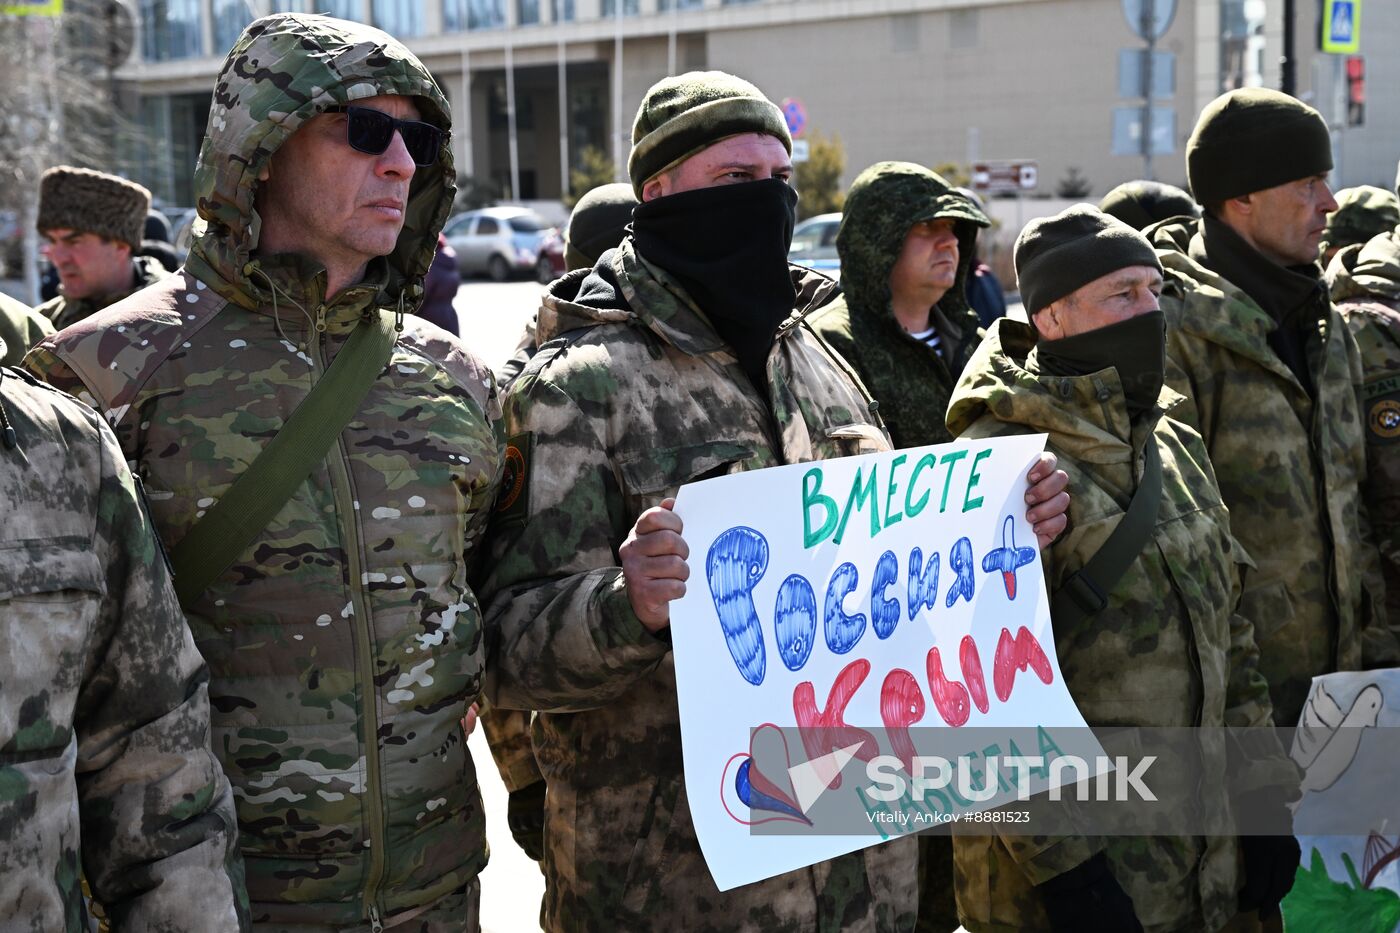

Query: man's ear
641,172,667,202
1225,192,1252,216
1031,304,1061,341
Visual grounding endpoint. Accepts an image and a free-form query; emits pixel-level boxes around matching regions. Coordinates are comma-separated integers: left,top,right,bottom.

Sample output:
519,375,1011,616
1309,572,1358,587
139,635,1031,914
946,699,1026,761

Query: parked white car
443,206,555,282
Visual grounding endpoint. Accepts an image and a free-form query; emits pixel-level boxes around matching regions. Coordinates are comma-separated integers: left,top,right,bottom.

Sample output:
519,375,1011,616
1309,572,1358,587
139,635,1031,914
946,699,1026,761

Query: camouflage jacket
0,291,52,366
1325,229,1400,635
0,366,246,932
36,254,168,332
25,15,503,927
946,319,1279,932
809,162,989,449
479,241,917,932
1148,219,1400,726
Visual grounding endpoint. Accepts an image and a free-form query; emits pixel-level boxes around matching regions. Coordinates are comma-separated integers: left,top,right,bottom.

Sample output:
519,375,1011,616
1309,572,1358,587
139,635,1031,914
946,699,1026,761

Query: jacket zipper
309,307,389,926
1310,306,1343,667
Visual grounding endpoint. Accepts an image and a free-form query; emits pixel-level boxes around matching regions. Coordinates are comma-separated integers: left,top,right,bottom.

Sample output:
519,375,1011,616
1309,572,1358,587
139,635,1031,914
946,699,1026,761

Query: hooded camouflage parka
479,241,918,932
808,162,989,449
1147,218,1400,726
25,14,503,927
0,362,246,932
945,319,1282,933
1327,228,1400,633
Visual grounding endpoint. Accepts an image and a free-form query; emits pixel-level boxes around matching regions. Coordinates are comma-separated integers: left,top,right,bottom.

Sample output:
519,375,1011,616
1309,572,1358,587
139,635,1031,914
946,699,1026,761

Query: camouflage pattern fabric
36,254,169,331
1326,228,1400,643
1148,218,1400,726
25,13,503,928
1319,186,1400,257
478,239,917,932
0,365,247,932
946,319,1283,933
478,701,543,794
809,162,990,449
0,291,52,366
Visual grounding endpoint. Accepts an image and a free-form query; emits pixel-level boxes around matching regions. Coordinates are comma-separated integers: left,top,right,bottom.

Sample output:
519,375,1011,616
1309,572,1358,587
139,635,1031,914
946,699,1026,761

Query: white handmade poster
670,434,1107,892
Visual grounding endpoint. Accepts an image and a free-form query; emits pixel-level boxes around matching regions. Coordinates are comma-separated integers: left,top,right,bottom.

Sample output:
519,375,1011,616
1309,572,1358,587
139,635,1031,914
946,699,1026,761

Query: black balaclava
631,178,798,389
1038,310,1168,421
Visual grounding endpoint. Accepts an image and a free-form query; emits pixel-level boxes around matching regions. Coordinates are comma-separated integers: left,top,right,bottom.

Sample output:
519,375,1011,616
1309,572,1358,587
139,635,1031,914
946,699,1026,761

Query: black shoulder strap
1051,440,1163,626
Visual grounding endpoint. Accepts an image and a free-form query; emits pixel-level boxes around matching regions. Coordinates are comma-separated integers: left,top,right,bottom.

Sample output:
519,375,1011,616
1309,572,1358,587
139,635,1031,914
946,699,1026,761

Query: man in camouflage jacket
0,291,52,366
1146,88,1400,727
26,14,502,930
479,70,1068,933
0,356,246,931
809,161,989,451
948,206,1294,933
1325,167,1400,638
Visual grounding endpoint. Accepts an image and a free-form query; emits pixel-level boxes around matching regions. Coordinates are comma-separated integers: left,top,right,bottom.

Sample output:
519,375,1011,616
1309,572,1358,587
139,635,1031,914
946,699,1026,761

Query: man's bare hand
621,497,690,633
1025,452,1070,550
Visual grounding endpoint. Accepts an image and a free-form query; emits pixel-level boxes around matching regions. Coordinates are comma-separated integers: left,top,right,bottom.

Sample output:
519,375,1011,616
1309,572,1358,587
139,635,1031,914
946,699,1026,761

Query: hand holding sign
621,497,691,632
1024,451,1069,549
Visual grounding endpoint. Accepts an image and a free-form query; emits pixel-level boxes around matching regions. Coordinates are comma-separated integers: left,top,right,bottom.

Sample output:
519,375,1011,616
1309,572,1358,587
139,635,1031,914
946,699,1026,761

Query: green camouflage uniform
36,253,168,331
0,291,52,366
945,319,1281,933
0,361,246,932
809,162,989,449
1319,186,1400,260
1326,227,1400,637
1147,218,1400,726
479,241,917,932
25,13,503,929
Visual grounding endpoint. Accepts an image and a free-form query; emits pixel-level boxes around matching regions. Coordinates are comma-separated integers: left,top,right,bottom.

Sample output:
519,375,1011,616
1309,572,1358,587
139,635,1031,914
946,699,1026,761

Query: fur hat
38,166,151,250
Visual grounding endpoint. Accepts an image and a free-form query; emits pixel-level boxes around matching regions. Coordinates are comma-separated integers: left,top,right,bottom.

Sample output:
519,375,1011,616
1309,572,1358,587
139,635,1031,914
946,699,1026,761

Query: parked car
536,226,566,283
788,212,842,274
443,206,557,282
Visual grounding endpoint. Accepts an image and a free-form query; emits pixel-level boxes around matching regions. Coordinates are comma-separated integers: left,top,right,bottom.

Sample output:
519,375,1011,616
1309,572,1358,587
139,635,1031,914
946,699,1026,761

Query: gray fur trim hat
38,166,151,250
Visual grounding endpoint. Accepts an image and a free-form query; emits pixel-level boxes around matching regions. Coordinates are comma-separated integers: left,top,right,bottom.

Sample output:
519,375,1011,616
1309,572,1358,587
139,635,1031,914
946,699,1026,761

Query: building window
550,0,574,20
445,0,504,30
139,0,203,61
601,0,638,16
373,0,423,36
213,0,254,55
657,0,700,9
271,0,362,20
517,0,539,24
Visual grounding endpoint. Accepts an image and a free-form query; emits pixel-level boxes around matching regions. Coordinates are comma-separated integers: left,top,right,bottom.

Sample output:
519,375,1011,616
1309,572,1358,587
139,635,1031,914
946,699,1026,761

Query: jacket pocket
620,772,691,915
617,441,753,498
0,541,105,756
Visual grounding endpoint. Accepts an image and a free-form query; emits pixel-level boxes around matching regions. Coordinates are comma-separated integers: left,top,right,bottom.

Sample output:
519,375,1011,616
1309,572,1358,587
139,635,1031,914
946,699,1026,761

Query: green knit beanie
37,166,151,250
1187,88,1332,204
564,183,638,271
1015,205,1162,315
1098,180,1198,231
628,71,790,198
1321,186,1400,253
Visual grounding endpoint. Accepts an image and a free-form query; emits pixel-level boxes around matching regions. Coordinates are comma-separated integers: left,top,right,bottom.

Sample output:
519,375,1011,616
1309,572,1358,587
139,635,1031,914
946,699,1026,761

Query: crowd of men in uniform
4,10,1400,933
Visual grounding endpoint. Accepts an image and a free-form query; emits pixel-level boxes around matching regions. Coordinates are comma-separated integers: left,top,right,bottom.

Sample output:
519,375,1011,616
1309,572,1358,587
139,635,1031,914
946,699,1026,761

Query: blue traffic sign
1322,0,1361,54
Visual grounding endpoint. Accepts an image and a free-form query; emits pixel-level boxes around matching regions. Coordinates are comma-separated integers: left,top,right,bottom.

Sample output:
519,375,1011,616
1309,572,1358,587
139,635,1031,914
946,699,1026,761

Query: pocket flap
0,540,106,601
618,441,753,495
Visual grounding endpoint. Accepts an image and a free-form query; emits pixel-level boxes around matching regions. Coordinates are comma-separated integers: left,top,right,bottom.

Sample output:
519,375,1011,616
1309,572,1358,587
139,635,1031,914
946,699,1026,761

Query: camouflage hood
836,161,989,329
188,13,455,311
946,317,1179,455
1328,228,1400,303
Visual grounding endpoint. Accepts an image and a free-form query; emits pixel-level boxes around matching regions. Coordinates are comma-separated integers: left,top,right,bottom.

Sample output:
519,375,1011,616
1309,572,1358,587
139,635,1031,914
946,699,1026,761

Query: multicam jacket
0,291,52,366
1148,219,1400,726
479,241,917,932
36,254,168,332
0,364,245,932
809,162,990,449
1327,228,1400,634
25,14,503,928
945,319,1280,933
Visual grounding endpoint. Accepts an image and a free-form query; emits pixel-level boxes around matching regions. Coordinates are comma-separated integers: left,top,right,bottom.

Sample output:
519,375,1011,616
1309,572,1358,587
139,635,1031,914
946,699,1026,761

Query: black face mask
631,178,798,389
1037,310,1167,420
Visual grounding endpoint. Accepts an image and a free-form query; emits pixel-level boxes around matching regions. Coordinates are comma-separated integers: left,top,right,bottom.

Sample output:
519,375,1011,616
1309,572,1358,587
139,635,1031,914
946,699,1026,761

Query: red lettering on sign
925,647,972,727
960,635,990,714
794,659,879,788
992,626,1054,702
879,667,924,774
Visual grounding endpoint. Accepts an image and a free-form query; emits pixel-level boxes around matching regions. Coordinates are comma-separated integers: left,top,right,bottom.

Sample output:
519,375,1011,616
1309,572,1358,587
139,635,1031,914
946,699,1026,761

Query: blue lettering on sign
774,574,818,672
945,536,976,608
824,562,867,654
705,526,770,685
908,547,940,622
871,550,901,639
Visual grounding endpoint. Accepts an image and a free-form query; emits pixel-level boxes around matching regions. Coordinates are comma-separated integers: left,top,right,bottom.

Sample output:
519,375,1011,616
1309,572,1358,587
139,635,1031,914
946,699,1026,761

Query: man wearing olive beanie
948,204,1298,933
479,70,1070,931
1149,90,1400,758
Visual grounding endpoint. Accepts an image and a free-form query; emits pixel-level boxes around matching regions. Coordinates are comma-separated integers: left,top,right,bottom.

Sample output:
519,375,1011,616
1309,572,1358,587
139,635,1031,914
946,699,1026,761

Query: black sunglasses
324,105,442,167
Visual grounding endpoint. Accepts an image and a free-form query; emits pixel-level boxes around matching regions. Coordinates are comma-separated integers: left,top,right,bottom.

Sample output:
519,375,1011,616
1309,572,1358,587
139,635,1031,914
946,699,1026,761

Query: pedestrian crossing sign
1322,0,1361,54
1,0,62,14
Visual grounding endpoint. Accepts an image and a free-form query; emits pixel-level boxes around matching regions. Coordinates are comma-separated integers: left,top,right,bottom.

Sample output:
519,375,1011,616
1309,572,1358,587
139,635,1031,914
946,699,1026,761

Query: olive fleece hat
627,71,791,198
1321,186,1400,253
37,166,151,250
1099,180,1198,231
1187,88,1332,204
564,183,638,271
1015,204,1162,315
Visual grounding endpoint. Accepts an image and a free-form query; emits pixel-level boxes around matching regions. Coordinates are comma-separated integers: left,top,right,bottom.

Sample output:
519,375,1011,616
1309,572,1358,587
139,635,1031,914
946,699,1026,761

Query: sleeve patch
495,431,534,525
